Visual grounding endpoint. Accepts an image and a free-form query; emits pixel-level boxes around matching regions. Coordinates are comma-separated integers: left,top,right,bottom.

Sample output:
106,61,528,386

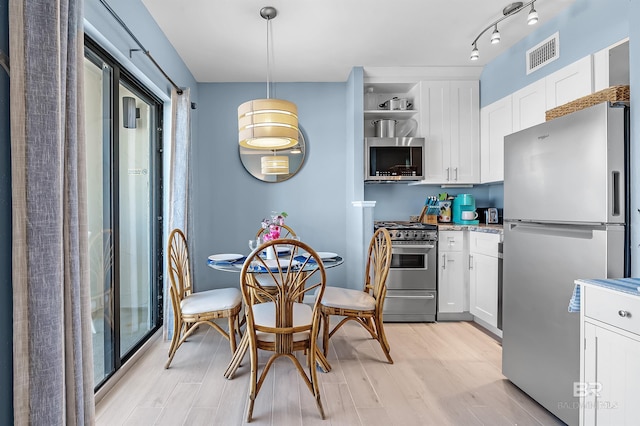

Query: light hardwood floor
96,320,565,425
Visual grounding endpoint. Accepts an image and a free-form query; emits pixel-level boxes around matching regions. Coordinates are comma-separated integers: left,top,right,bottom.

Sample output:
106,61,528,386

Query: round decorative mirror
239,128,306,183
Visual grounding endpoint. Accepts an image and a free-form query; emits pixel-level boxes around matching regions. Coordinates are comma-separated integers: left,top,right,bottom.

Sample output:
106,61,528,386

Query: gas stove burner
374,220,438,231
374,220,438,242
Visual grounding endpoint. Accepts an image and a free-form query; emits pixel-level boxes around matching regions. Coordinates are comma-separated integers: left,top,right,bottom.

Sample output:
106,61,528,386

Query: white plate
261,245,290,253
317,252,338,260
262,258,300,270
208,253,243,262
302,251,338,260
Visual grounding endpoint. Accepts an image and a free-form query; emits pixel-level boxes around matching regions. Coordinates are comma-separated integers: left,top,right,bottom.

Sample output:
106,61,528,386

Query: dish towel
568,283,581,313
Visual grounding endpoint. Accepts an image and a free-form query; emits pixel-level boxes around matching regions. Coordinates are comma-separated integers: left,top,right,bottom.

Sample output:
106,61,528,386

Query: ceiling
141,0,576,83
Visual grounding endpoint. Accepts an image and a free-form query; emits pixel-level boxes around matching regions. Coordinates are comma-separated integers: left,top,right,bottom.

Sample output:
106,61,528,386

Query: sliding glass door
84,39,163,389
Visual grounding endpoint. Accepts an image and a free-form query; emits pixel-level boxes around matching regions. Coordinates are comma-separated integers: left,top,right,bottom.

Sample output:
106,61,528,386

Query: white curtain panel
164,87,191,340
9,0,95,424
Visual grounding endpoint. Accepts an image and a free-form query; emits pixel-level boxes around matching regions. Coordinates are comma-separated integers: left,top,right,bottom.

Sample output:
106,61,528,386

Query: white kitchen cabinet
580,284,640,426
437,231,468,316
480,95,512,183
419,81,479,184
545,55,593,110
468,231,501,328
511,78,546,132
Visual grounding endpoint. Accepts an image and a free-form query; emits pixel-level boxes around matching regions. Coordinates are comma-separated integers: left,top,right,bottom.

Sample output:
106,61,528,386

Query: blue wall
365,184,504,221
192,82,350,290
0,0,12,422
481,0,630,106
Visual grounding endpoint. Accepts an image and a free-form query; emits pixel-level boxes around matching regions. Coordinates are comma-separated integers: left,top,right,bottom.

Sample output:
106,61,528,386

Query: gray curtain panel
164,87,191,341
9,0,95,424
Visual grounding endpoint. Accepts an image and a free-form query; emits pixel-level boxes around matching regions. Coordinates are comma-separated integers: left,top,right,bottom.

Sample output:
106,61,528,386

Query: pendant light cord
266,16,272,99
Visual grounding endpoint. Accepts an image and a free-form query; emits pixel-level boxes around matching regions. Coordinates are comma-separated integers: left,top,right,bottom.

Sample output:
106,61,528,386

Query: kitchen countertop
437,223,504,234
569,277,640,312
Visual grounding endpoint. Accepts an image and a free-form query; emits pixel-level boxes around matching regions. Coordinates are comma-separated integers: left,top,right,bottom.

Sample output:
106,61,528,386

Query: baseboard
437,312,474,321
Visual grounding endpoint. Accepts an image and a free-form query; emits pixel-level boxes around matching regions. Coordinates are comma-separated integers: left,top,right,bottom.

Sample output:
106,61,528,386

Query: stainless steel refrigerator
502,102,630,426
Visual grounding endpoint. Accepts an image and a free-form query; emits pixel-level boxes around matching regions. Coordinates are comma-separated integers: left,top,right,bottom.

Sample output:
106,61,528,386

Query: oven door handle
392,244,435,252
385,294,435,300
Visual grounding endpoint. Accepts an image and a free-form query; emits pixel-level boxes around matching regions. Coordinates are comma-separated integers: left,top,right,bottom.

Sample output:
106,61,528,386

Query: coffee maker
452,193,479,225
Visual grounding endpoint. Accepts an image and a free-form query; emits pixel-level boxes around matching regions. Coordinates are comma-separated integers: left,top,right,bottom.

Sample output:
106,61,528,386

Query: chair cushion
320,286,376,311
251,302,313,343
180,287,242,315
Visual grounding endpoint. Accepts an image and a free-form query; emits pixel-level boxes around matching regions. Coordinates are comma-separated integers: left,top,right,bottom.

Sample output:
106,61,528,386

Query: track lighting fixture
469,1,540,60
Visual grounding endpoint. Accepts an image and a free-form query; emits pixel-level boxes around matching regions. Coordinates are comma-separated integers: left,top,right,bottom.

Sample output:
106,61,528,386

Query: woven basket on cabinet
545,85,629,121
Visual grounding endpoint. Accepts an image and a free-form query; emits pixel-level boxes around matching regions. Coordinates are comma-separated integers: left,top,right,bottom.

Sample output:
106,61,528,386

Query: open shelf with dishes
363,82,421,139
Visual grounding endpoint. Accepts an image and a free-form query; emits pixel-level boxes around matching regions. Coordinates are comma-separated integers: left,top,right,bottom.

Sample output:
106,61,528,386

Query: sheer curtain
10,0,94,424
164,87,191,340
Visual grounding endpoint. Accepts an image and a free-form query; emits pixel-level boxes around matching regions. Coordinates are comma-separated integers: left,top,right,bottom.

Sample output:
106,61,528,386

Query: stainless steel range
375,221,438,322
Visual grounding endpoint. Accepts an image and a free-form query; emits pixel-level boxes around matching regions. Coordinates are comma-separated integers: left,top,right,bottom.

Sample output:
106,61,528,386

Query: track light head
490,25,501,44
470,44,479,60
528,3,539,25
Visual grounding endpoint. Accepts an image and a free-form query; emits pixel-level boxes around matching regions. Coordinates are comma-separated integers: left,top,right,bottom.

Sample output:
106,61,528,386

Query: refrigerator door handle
612,171,621,216
507,222,607,239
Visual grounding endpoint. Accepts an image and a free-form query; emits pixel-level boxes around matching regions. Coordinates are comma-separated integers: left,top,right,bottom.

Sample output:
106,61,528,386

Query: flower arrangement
261,211,288,242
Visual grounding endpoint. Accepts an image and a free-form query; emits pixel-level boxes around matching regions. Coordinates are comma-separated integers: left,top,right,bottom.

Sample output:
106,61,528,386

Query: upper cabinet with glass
239,129,306,183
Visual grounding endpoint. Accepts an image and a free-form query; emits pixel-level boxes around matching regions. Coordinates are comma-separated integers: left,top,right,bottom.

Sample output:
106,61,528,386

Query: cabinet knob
618,310,630,318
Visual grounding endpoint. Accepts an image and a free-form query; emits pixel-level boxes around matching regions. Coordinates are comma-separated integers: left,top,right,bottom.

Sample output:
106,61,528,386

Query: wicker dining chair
165,228,243,369
319,227,394,363
240,238,327,421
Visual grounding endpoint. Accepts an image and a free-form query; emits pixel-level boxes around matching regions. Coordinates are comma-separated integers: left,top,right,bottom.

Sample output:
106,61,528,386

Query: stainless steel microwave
364,137,425,182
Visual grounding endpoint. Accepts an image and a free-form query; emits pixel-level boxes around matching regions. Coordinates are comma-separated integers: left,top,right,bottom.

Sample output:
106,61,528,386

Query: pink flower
260,211,287,242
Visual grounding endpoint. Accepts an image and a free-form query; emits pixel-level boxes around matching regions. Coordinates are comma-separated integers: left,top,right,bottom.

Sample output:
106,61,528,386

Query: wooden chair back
254,223,297,240
241,239,325,346
364,228,393,309
167,228,192,305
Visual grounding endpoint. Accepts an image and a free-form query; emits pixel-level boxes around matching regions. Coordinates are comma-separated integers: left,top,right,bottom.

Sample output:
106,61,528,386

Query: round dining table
207,248,344,379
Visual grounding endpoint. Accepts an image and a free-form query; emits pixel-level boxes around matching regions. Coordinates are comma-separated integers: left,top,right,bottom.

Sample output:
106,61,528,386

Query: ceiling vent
526,32,560,74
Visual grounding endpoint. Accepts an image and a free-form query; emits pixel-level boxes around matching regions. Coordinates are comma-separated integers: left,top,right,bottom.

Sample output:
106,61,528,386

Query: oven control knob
413,231,419,238
404,231,410,239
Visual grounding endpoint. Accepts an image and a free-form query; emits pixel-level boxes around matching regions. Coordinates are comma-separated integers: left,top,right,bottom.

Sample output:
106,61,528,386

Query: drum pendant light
261,153,289,175
238,7,298,150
